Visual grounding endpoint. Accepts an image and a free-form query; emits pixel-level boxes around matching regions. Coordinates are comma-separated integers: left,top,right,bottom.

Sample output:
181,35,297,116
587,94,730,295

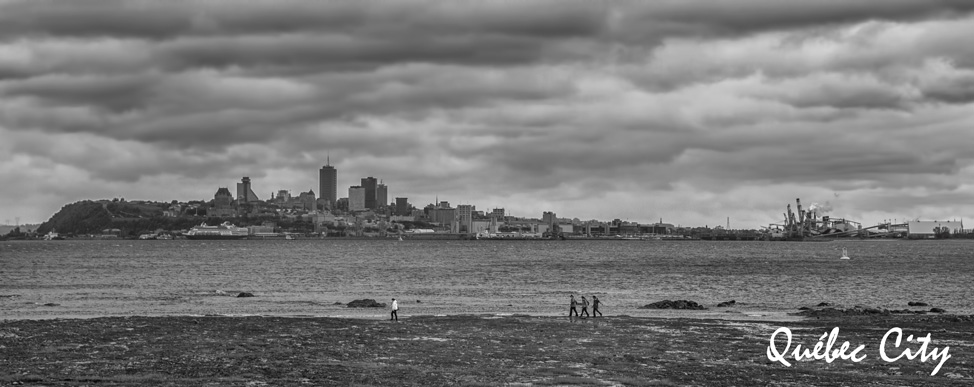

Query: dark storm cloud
619,0,974,38
0,0,606,40
2,73,159,112
2,0,974,225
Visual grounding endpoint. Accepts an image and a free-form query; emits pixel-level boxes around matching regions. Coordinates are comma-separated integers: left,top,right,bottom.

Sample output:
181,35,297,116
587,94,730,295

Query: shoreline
2,313,971,386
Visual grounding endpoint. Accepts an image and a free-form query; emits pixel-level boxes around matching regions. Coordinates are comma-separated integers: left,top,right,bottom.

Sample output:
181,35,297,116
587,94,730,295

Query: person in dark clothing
580,296,590,318
592,295,603,317
569,295,580,318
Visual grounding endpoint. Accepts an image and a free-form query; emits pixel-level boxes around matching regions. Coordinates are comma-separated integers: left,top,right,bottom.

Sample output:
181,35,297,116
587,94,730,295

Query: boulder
347,299,387,308
817,302,831,307
236,292,255,298
716,300,736,307
930,308,947,314
908,301,929,307
639,300,707,310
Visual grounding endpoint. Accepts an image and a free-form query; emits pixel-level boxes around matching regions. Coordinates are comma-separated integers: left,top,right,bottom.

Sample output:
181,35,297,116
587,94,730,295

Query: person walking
580,296,590,318
390,298,399,321
569,295,580,319
592,295,603,317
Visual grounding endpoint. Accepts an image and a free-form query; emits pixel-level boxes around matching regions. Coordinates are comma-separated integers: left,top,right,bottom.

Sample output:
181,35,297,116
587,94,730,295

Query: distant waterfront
2,239,972,320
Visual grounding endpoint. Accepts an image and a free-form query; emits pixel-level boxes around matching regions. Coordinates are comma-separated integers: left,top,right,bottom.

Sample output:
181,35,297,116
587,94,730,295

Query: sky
2,0,974,228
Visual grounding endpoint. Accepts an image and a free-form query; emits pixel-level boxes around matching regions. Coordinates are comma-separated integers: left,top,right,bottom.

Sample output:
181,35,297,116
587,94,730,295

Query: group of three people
389,295,604,321
568,294,602,318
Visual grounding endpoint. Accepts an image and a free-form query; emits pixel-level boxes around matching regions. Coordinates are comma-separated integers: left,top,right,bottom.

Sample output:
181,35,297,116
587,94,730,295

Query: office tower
376,182,388,208
361,177,378,209
236,177,260,205
319,158,337,208
395,197,409,216
349,186,366,212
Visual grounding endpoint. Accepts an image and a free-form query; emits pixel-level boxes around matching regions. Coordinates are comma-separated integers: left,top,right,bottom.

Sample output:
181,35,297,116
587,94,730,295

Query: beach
2,313,972,386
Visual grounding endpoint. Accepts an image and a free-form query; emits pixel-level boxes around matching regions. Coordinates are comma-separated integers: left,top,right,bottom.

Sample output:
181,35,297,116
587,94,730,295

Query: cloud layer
2,0,974,226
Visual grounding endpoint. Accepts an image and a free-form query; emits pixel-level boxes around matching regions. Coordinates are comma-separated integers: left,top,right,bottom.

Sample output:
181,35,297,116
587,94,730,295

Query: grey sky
2,0,973,227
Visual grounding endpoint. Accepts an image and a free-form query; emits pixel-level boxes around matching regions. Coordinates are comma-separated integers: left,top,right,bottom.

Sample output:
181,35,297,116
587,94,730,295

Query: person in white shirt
390,298,399,321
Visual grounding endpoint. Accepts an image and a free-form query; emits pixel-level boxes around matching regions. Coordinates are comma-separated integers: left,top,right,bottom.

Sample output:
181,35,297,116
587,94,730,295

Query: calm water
1,239,972,320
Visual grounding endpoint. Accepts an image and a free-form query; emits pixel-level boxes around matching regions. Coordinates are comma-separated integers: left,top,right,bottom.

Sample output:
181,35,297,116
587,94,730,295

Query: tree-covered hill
36,200,113,235
35,199,195,237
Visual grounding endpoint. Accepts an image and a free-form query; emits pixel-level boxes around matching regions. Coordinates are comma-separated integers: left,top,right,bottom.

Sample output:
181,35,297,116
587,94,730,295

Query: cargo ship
185,222,249,240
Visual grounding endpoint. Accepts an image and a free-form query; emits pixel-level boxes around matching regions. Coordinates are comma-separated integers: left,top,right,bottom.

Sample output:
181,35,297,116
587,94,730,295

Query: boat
43,230,64,240
840,248,850,260
185,222,249,240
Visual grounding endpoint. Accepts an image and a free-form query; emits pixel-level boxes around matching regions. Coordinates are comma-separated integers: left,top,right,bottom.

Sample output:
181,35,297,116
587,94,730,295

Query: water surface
1,239,971,320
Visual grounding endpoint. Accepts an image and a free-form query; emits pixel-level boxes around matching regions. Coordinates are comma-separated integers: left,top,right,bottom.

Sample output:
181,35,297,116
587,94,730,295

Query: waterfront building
349,186,367,212
319,159,337,209
457,204,474,233
236,177,260,205
361,177,378,209
430,203,456,228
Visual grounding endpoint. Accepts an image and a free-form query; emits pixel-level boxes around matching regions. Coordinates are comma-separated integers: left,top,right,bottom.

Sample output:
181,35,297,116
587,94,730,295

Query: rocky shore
2,313,972,386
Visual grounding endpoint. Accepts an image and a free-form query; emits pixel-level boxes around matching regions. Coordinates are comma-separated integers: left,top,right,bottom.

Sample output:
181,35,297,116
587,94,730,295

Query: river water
1,239,971,320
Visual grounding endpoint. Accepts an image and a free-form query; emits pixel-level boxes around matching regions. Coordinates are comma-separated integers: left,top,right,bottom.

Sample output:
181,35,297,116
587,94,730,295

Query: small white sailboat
840,248,850,260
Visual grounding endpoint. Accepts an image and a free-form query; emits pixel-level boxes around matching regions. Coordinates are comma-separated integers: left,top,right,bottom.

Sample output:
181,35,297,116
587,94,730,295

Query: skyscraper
319,157,337,208
376,181,388,208
361,176,378,209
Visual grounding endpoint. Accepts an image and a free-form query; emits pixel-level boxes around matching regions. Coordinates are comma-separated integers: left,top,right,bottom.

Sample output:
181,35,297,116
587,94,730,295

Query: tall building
376,182,388,208
395,197,409,216
236,177,260,205
361,177,378,209
348,186,366,212
319,158,337,209
457,204,474,233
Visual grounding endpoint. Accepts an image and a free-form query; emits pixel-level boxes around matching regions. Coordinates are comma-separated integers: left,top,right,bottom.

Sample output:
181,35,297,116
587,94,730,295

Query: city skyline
2,1,974,227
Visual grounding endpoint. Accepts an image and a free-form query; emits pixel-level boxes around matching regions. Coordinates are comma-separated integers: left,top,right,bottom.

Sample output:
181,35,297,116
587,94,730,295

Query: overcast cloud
2,0,974,227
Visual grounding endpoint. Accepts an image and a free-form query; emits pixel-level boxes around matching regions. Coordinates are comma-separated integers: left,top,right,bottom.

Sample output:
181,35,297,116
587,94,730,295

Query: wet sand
2,313,972,386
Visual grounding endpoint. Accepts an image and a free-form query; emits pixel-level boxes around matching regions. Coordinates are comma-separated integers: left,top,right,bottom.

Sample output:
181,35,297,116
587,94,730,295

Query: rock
716,300,736,307
639,300,707,310
817,302,831,307
798,306,810,310
908,301,928,307
347,299,386,308
236,292,255,298
930,308,946,314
